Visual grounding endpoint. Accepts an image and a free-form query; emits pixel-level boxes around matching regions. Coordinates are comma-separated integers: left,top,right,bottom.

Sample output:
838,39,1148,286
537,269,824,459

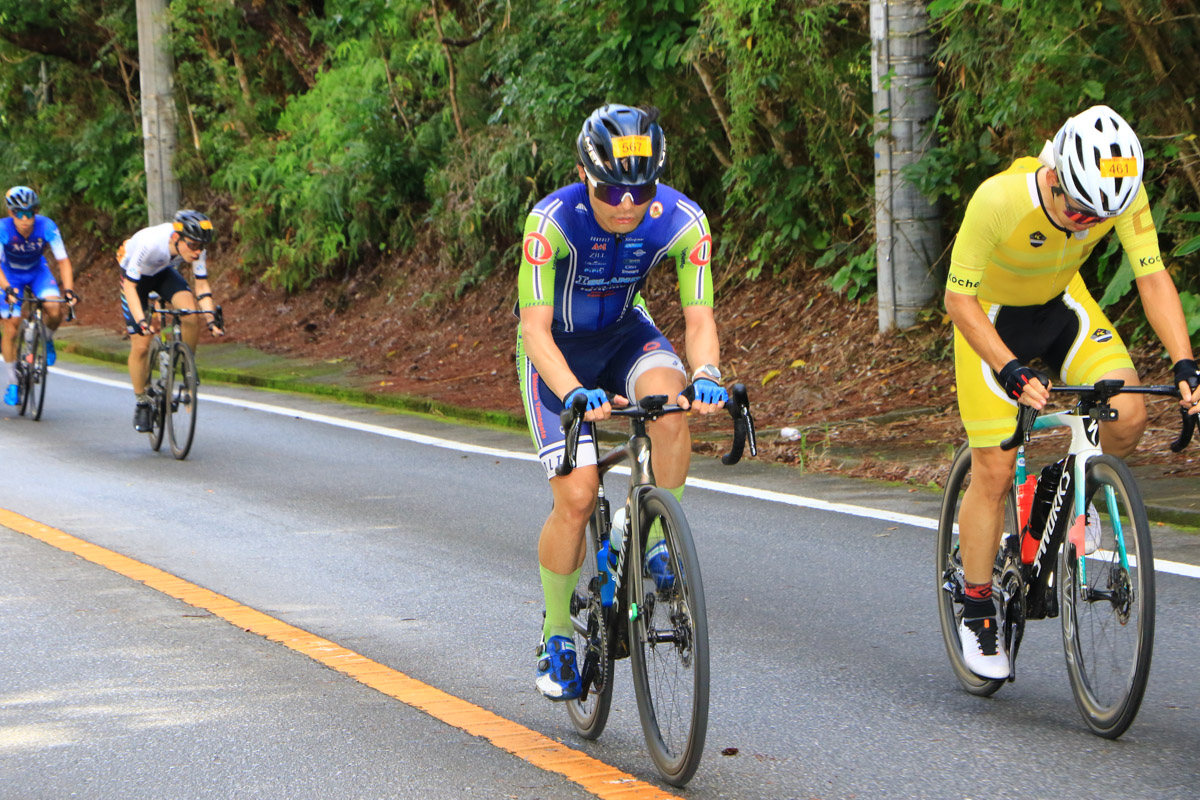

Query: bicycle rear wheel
936,444,1014,696
166,342,198,460
27,321,48,421
566,500,615,740
627,487,708,787
1060,454,1154,739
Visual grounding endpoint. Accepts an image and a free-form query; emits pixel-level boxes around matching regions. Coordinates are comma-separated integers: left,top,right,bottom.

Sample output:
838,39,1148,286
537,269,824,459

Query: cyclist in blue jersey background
516,104,727,701
0,186,77,406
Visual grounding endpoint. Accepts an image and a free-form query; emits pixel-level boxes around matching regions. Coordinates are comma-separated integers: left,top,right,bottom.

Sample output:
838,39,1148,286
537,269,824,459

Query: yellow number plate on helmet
1099,157,1138,178
611,135,652,158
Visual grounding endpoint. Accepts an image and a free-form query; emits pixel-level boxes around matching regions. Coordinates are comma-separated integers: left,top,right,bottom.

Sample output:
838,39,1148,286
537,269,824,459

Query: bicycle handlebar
150,304,224,330
555,382,757,477
5,292,77,323
1000,379,1195,453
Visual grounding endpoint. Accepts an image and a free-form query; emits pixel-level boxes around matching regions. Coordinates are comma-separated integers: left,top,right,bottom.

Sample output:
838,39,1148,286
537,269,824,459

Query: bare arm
944,289,1049,408
122,277,146,331
519,305,619,420
1136,269,1196,407
55,257,74,297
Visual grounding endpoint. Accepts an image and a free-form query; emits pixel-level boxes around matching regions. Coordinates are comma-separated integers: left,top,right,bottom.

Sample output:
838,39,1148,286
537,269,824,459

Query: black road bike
8,291,73,421
558,384,756,786
144,304,221,459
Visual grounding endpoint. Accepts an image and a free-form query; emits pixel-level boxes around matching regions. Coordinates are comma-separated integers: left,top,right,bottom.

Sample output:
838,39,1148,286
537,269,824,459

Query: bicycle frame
1015,409,1107,593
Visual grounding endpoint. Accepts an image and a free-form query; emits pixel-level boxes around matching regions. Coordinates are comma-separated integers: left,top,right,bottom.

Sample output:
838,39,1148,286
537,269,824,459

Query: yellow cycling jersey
946,157,1164,306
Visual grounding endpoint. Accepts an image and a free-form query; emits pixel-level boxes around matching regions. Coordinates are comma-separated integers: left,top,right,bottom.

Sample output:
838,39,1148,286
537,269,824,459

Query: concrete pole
136,0,181,225
871,0,941,332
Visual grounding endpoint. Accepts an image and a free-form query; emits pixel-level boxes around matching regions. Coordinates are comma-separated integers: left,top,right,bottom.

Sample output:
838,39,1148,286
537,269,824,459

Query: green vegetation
1,0,1198,324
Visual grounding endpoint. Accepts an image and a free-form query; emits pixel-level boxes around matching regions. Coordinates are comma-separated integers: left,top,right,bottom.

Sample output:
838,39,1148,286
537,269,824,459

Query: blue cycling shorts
0,259,60,319
517,308,685,479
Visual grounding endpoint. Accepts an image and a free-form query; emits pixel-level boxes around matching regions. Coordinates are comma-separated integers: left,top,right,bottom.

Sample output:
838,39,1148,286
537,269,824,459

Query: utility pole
136,0,180,225
870,0,940,332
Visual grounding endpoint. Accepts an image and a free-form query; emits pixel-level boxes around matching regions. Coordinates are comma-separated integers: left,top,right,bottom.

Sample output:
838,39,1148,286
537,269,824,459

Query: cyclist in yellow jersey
945,105,1199,679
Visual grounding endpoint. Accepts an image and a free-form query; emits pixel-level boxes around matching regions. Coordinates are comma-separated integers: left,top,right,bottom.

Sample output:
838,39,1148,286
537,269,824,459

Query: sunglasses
1051,185,1103,226
11,210,34,220
584,172,657,207
181,238,206,254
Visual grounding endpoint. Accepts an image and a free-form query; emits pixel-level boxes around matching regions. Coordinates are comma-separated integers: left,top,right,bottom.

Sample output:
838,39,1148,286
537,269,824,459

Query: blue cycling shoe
45,339,55,367
645,540,675,591
535,635,581,701
3,384,19,406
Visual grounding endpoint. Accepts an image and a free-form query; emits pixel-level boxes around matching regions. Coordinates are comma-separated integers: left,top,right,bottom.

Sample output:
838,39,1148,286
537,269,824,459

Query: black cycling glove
997,359,1038,400
1174,358,1200,392
3,286,18,306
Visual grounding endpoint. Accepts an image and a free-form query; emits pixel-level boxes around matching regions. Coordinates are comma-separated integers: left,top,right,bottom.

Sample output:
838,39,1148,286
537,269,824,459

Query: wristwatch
692,364,722,384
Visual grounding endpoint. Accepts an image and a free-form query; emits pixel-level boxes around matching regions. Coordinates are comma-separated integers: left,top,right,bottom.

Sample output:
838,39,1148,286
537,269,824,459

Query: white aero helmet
1052,105,1144,218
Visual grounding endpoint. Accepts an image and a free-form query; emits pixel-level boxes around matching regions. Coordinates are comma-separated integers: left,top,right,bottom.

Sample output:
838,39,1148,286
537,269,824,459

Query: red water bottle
1017,475,1037,533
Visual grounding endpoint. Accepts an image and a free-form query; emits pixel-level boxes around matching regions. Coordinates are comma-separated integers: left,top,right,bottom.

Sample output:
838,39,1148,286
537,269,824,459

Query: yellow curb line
1,508,682,800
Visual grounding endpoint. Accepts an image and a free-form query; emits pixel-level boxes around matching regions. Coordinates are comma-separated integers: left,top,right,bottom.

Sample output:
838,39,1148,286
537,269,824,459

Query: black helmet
173,209,214,244
5,186,39,212
576,104,667,185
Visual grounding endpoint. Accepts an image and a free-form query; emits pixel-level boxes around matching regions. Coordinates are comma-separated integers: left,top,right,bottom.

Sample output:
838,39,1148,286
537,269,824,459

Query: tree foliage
0,0,1198,319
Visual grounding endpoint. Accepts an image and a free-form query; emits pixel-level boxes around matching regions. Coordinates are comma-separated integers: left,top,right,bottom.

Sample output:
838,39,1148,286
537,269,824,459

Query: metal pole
871,0,940,332
136,0,181,226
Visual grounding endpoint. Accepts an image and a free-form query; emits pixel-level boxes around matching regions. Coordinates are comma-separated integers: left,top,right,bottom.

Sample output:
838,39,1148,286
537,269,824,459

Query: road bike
144,304,221,460
937,379,1194,738
557,384,756,786
7,291,74,421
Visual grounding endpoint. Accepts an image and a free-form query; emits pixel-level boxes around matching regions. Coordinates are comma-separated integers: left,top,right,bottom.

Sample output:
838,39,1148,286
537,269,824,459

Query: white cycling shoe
959,615,1010,680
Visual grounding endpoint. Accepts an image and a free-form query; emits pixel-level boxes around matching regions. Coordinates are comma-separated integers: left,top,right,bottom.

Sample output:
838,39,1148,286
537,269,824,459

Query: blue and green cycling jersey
517,182,713,332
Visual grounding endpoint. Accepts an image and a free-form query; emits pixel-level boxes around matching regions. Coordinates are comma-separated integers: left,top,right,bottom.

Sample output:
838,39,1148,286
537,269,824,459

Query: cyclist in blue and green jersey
516,104,728,700
0,186,77,406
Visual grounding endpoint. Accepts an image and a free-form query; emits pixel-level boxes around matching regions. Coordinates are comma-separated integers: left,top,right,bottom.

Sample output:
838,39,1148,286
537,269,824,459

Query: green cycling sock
646,484,684,548
540,564,581,642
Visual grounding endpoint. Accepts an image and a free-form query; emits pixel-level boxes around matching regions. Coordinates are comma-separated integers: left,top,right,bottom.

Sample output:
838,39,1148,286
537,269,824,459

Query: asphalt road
2,359,1198,799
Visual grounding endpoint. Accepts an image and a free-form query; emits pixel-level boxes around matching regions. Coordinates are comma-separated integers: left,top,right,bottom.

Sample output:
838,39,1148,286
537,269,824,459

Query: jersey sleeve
946,176,1011,297
1113,184,1165,279
517,210,569,309
193,252,208,280
667,205,714,308
120,237,148,281
42,218,69,261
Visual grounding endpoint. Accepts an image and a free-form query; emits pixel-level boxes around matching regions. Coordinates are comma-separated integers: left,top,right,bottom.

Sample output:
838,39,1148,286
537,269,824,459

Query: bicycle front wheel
566,500,615,740
26,321,48,420
936,444,1013,697
14,321,33,417
166,343,198,459
628,487,708,787
1060,454,1154,739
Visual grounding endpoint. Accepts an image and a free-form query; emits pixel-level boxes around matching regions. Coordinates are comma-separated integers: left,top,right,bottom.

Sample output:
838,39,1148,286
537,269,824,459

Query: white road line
56,366,1200,580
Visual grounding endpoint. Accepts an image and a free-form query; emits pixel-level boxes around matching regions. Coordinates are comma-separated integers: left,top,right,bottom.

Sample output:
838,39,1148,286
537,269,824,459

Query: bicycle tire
627,487,708,787
166,342,198,460
14,320,33,417
146,339,167,451
1060,454,1154,739
936,444,1012,697
28,320,48,421
566,501,616,739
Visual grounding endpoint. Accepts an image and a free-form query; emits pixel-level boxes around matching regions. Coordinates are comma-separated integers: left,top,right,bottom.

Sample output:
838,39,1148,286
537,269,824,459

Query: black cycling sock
962,582,995,619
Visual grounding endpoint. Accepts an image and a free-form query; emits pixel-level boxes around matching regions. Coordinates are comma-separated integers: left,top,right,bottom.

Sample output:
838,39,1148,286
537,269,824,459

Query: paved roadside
53,323,1199,533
